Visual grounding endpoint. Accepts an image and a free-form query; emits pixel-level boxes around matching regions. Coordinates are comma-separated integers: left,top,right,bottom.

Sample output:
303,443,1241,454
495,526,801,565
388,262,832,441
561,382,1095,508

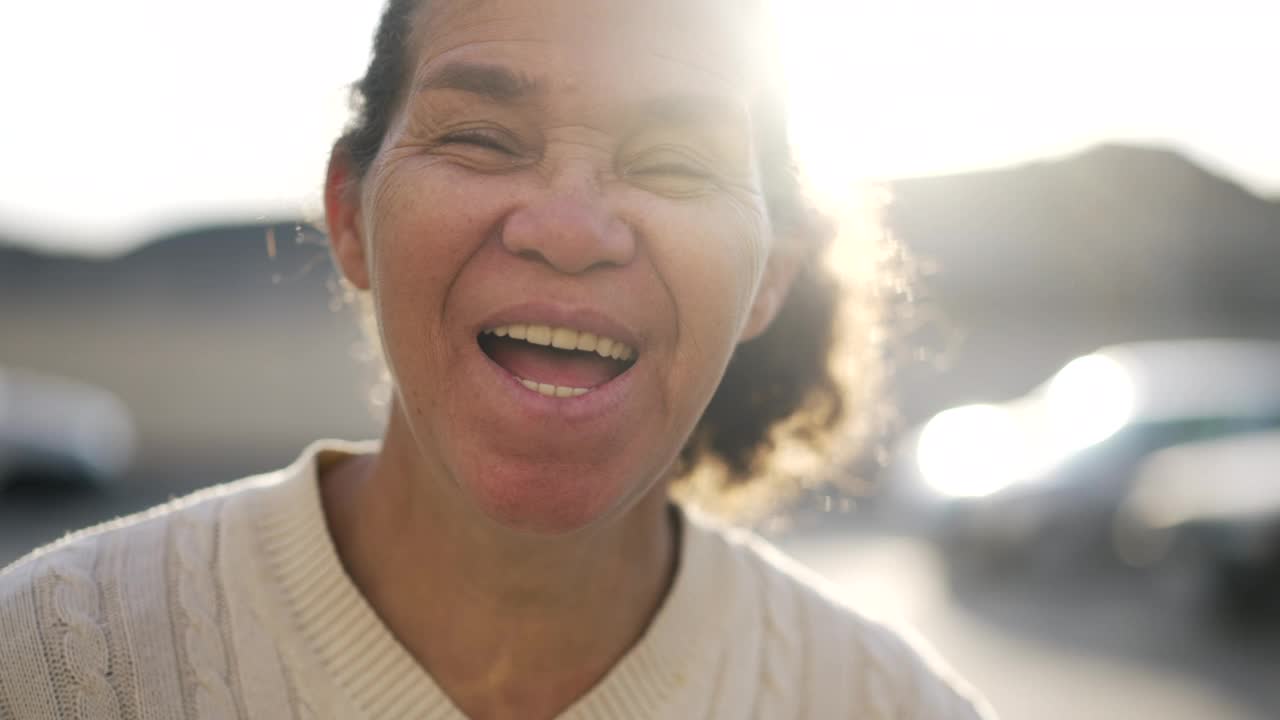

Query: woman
0,0,992,718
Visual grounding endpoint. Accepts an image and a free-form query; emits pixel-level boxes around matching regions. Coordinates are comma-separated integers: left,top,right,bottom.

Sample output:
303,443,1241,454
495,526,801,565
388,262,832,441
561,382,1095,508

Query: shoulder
1,470,267,585
0,440,370,718
684,513,996,719
0,471,282,718
0,459,301,620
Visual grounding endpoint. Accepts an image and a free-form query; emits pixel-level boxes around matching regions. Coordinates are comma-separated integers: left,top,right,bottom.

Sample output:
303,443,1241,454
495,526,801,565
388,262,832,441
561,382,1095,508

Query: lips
478,322,637,396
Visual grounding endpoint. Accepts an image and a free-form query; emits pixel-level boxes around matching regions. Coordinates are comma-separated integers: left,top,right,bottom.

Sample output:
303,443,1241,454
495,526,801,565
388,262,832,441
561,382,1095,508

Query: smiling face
327,0,791,534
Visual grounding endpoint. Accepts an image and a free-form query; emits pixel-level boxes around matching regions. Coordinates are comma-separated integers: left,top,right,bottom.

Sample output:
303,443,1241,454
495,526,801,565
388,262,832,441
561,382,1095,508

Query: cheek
365,165,490,289
361,166,505,378
367,162,531,291
643,197,769,345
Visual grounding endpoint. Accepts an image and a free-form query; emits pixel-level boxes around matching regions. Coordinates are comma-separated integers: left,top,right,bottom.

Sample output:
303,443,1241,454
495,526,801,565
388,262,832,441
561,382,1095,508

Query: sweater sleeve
0,550,76,719
710,521,997,719
0,515,167,720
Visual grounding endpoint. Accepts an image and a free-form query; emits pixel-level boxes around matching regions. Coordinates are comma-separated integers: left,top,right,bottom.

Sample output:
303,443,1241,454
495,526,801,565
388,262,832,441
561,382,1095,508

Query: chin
462,459,658,536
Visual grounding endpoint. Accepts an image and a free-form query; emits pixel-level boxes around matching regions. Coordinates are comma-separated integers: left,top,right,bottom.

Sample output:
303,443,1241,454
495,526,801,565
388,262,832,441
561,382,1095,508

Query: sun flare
771,0,1279,199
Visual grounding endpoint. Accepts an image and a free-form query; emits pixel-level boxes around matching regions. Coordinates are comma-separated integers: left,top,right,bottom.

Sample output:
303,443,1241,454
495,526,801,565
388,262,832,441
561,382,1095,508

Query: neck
321,408,679,720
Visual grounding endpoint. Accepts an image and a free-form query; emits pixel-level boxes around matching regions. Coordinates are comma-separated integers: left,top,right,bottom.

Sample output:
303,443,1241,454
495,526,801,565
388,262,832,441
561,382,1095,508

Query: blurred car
1115,430,1280,622
0,366,135,493
895,339,1280,579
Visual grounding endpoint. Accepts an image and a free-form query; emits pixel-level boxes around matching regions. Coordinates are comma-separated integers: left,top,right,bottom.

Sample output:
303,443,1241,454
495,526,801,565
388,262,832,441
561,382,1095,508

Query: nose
501,177,635,274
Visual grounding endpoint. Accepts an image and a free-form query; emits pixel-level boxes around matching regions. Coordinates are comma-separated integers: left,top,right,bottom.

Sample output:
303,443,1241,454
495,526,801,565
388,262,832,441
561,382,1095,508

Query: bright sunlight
0,0,1276,251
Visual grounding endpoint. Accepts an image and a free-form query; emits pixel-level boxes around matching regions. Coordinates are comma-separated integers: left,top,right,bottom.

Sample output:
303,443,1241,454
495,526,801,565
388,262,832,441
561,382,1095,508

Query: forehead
409,0,768,102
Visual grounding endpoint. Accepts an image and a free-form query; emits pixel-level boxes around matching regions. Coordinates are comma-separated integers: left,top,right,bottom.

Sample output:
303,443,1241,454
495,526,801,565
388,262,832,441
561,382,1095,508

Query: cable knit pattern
48,546,121,720
0,441,995,720
281,660,318,720
172,510,239,719
754,550,801,719
245,590,313,720
858,615,912,718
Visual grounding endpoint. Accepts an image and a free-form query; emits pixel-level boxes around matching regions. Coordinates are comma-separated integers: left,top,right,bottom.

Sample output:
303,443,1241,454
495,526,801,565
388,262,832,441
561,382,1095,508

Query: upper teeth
483,324,635,361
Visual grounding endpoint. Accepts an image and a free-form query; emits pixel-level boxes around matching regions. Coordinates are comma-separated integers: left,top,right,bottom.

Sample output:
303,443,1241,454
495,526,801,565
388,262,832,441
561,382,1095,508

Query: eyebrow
417,61,542,102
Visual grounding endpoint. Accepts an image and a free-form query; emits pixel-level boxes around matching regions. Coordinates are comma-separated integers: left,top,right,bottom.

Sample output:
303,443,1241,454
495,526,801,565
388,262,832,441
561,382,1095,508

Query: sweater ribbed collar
250,440,732,720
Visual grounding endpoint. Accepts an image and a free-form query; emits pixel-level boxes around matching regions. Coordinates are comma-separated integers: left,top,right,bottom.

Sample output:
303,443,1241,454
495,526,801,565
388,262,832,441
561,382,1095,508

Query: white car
0,366,135,493
1115,430,1280,621
893,338,1280,580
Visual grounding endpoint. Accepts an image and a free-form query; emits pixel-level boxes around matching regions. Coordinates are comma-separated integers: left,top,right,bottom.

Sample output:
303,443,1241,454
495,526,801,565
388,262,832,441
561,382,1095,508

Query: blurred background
2,1,1278,718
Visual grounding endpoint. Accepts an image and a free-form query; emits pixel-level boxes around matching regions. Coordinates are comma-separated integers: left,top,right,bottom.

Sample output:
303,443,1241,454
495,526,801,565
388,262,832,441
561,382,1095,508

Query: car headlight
916,404,1037,498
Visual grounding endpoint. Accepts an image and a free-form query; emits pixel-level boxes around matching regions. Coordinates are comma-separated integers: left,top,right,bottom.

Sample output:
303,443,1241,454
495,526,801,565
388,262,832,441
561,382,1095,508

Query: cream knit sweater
0,441,992,719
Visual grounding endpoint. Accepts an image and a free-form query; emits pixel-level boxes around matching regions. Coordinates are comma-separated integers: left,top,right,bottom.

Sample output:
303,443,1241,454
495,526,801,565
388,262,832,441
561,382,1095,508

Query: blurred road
779,528,1280,720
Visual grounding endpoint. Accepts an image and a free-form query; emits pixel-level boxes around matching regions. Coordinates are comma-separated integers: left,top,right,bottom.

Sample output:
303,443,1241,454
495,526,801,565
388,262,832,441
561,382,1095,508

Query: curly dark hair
336,0,886,514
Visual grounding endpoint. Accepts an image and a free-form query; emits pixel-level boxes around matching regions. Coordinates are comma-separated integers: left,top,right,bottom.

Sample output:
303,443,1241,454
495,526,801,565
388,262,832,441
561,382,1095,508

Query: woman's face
329,0,788,533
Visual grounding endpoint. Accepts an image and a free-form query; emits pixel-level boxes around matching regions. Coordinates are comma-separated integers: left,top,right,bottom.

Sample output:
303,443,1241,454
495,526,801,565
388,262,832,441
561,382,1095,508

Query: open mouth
478,324,637,398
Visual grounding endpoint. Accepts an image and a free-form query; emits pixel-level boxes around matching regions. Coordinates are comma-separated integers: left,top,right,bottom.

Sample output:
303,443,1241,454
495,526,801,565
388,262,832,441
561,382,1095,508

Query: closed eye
440,129,518,155
622,146,719,197
629,162,711,178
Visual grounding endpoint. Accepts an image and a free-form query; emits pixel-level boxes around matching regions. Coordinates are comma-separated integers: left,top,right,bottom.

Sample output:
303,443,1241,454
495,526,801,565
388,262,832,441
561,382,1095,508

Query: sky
1,0,1277,254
